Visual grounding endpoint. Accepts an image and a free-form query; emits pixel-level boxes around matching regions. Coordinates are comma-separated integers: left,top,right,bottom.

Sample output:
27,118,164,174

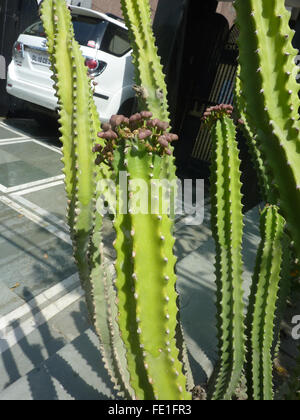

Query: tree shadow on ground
0,287,117,400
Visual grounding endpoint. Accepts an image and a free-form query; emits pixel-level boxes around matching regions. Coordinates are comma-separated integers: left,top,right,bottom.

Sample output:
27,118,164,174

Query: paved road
0,117,298,400
0,118,116,399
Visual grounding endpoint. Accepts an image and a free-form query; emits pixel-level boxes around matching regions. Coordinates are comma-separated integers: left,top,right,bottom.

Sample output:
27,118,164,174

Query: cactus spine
234,0,300,258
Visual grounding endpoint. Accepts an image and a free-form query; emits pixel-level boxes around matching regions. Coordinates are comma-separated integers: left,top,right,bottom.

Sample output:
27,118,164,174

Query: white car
6,5,135,123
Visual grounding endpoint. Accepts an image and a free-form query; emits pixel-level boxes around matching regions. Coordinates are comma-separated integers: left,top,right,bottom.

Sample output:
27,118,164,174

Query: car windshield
23,15,130,55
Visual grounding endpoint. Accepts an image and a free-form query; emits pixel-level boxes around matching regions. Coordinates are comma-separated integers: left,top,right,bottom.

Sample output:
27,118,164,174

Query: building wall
92,0,158,19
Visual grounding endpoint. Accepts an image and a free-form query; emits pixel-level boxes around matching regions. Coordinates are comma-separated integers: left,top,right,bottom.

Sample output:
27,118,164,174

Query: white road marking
0,274,79,331
32,139,62,154
0,123,86,358
0,196,71,245
0,134,61,153
12,179,64,196
0,286,84,354
11,193,68,232
0,122,28,138
0,137,31,142
3,175,64,194
0,139,32,146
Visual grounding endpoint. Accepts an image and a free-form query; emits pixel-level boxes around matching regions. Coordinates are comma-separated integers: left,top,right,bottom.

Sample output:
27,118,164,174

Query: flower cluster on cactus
93,111,179,169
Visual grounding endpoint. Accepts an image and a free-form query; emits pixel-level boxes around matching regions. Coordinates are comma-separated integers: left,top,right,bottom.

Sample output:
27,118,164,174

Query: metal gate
191,24,239,162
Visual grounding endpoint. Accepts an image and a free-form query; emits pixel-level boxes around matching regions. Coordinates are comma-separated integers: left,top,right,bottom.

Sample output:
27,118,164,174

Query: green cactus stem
234,70,277,204
41,0,134,399
119,0,178,218
204,106,245,400
234,0,300,259
245,205,290,400
95,113,191,400
41,0,94,313
120,0,170,123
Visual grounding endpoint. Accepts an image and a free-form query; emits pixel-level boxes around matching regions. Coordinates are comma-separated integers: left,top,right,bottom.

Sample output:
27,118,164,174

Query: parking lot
0,117,298,400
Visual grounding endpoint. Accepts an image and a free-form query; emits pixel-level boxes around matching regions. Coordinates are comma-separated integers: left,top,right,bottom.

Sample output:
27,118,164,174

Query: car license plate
30,50,51,67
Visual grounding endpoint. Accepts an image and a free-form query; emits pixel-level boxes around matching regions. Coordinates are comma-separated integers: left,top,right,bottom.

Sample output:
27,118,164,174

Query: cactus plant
40,0,136,399
41,0,191,400
94,114,190,400
39,0,300,401
119,0,178,219
204,105,292,401
245,205,290,400
203,105,245,400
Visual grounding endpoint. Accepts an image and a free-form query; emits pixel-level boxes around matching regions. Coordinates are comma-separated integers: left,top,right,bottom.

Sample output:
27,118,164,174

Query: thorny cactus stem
245,205,290,400
41,0,192,400
119,0,178,222
120,0,170,123
41,0,135,400
234,0,300,259
204,106,245,400
234,70,277,204
95,112,191,400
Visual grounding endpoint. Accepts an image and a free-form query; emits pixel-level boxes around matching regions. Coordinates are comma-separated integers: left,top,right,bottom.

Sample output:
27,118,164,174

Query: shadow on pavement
3,117,61,145
1,288,116,400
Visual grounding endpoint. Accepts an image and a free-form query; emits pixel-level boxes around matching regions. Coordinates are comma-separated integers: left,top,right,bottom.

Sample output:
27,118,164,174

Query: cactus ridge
206,110,245,400
246,205,288,400
43,0,77,231
41,0,93,318
120,0,170,123
234,0,300,258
